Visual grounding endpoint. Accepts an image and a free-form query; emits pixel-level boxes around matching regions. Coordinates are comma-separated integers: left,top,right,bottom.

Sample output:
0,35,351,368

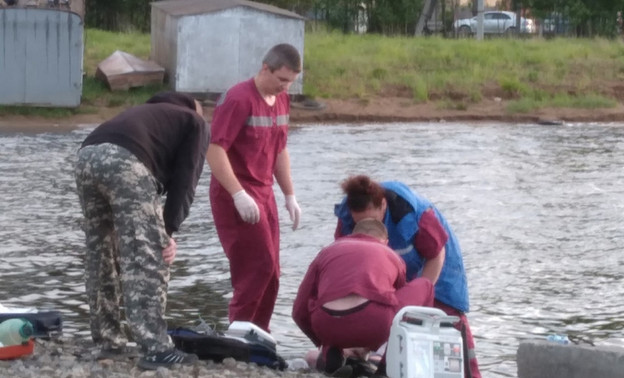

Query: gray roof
151,0,305,20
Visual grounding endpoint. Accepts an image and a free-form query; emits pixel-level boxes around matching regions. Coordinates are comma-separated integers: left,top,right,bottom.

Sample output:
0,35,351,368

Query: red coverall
210,78,290,331
292,234,434,352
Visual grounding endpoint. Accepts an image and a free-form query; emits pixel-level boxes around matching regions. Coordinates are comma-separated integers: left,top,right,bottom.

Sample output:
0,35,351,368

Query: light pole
476,0,484,40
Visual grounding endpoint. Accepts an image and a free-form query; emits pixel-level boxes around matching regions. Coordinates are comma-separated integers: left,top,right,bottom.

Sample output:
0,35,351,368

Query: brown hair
353,218,388,240
263,43,302,73
341,175,385,212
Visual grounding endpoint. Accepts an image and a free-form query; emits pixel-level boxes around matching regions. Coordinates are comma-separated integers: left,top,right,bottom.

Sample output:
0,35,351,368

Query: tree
525,0,624,37
85,0,151,31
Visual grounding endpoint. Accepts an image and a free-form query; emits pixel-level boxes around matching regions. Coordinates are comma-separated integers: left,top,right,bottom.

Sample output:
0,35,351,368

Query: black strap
461,322,473,378
321,300,370,317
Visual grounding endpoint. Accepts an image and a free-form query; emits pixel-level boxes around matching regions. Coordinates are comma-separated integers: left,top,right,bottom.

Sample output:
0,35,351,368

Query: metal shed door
0,8,83,107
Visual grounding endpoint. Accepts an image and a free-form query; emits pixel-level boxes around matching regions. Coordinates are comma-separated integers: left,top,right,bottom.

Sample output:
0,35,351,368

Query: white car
454,11,534,36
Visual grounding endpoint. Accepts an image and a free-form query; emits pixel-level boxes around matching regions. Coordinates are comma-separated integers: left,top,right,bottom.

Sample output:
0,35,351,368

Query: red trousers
435,300,482,378
310,278,434,351
210,183,279,332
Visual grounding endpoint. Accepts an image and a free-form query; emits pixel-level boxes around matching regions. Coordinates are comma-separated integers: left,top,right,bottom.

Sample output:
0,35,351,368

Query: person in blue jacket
334,174,481,378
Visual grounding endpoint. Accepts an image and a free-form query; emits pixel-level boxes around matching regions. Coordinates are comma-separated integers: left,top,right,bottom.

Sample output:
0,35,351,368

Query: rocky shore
0,337,329,378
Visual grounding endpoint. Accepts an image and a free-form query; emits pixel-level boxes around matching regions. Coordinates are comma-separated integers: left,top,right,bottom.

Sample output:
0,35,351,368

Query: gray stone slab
517,340,624,378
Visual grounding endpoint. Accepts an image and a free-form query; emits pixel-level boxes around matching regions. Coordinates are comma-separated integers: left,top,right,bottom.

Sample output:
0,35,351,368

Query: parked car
454,11,535,36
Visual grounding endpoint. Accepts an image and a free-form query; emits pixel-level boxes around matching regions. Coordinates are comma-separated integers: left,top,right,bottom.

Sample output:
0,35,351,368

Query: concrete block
517,340,624,378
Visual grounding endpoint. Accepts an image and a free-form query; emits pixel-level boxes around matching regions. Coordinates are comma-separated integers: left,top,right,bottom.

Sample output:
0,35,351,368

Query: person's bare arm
274,148,301,229
206,143,243,195
274,148,294,195
421,247,445,284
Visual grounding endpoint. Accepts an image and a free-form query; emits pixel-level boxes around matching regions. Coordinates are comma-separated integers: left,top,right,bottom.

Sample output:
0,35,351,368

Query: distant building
151,0,305,95
0,8,83,107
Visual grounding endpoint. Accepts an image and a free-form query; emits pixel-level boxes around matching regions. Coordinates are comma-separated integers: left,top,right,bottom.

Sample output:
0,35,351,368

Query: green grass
3,28,624,116
82,29,167,108
304,31,622,110
0,106,78,118
83,29,152,75
81,77,166,108
506,93,617,113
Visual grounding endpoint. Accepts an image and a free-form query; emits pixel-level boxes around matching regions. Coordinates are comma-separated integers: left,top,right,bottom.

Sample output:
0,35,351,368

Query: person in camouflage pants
76,144,172,352
74,92,210,370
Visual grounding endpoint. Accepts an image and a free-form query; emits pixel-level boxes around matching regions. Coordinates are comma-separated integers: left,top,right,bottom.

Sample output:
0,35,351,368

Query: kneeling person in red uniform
292,219,434,376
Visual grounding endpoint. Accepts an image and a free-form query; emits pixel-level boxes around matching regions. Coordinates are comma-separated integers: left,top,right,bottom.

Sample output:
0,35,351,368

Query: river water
0,121,622,377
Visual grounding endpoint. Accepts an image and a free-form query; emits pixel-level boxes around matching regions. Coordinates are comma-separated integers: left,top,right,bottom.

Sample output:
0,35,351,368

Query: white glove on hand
285,195,301,231
232,190,260,224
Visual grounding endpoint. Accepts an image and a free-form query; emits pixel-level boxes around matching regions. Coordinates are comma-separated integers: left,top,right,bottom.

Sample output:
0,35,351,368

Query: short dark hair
263,43,301,73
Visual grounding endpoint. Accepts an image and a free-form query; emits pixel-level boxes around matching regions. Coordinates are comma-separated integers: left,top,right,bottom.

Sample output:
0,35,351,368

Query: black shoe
345,356,377,377
328,364,353,378
372,361,387,378
96,345,140,361
317,346,345,374
137,348,198,370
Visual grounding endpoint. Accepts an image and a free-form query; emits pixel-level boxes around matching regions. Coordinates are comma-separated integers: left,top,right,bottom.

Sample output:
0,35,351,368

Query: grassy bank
2,29,624,117
304,31,623,112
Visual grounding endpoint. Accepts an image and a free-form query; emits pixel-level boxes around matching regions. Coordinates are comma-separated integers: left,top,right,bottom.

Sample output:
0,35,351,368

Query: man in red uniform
292,219,434,376
207,44,302,332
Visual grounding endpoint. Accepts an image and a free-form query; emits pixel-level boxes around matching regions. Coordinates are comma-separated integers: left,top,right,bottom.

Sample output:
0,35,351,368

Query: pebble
0,337,330,378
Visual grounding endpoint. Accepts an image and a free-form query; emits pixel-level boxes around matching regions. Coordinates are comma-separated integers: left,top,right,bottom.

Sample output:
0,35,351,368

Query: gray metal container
0,8,83,107
151,0,305,95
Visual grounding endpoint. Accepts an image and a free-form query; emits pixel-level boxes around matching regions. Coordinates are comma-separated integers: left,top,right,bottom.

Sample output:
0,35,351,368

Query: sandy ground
2,97,624,133
289,97,624,124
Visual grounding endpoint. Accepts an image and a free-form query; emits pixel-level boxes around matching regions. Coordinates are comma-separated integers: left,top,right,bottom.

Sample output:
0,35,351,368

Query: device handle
392,306,460,329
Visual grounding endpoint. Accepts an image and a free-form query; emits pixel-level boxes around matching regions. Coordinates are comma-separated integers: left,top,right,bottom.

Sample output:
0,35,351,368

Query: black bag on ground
168,327,286,370
0,311,63,338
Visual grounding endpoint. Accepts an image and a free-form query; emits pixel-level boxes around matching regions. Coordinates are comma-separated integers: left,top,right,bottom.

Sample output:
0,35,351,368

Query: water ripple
0,123,623,376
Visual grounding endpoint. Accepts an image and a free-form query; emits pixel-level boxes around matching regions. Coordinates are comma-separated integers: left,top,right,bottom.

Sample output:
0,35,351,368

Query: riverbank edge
3,97,624,133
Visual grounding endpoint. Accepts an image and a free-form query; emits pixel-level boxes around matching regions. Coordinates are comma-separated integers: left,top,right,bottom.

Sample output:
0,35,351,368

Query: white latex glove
285,195,301,231
232,190,260,224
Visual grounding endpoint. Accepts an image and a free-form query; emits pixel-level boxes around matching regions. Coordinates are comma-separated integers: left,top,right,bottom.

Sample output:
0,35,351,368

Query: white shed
151,0,305,95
